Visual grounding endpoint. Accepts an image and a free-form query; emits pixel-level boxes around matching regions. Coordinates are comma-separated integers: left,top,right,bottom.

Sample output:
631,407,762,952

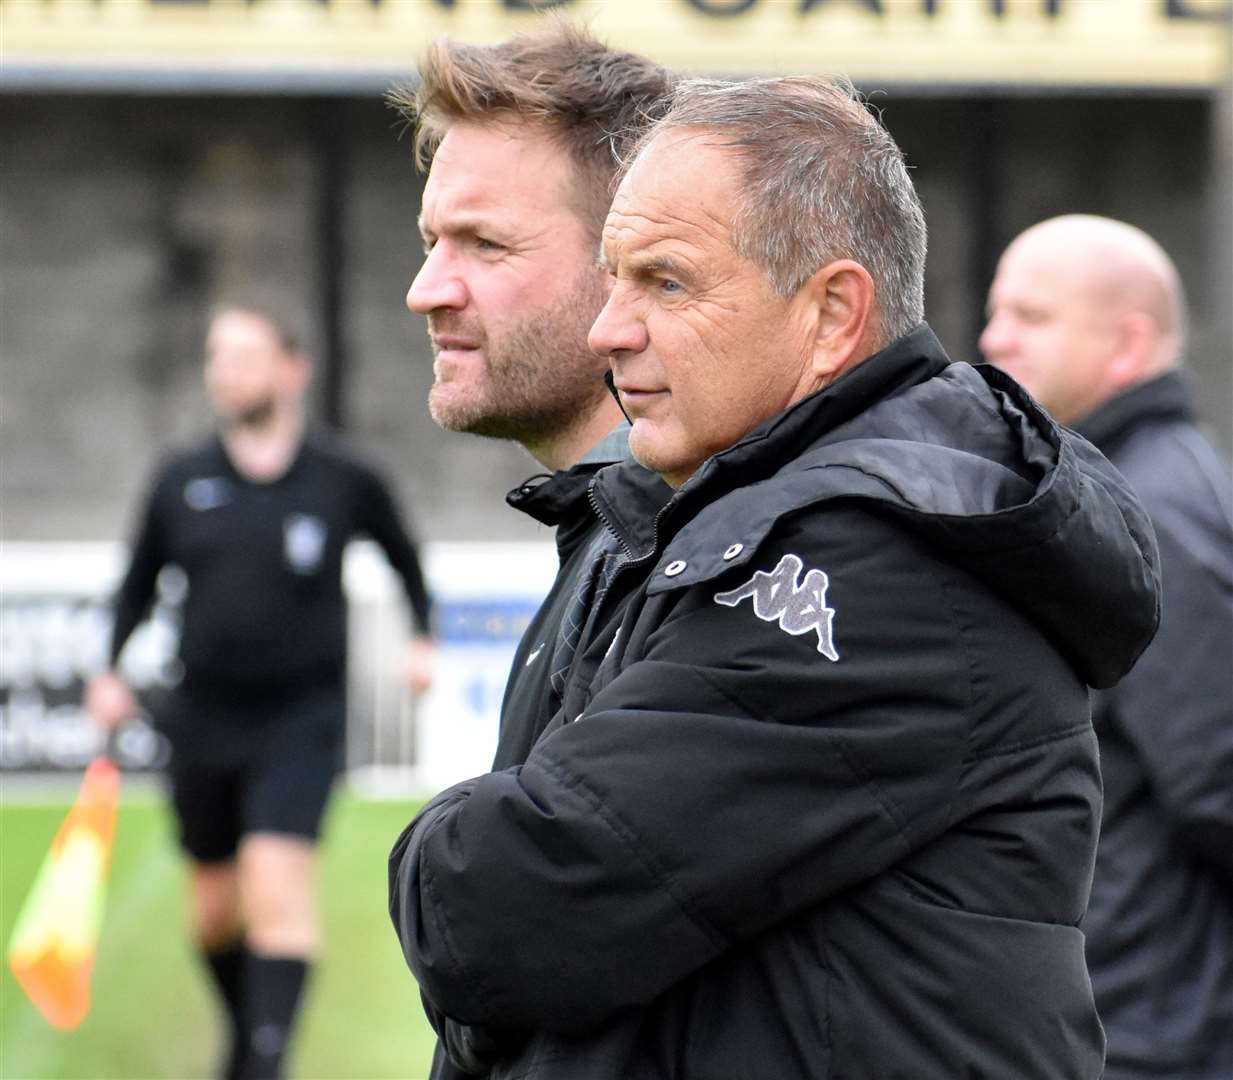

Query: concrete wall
2,90,1228,544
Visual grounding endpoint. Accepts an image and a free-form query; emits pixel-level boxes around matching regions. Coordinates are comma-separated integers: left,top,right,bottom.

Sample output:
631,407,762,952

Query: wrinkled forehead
618,128,740,202
432,118,557,173
423,119,589,235
604,131,744,252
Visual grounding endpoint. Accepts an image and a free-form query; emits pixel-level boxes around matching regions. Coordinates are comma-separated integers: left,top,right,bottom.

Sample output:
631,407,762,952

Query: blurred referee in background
86,303,436,1080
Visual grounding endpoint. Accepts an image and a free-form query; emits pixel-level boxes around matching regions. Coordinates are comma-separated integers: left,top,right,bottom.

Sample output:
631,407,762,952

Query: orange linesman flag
7,756,120,1030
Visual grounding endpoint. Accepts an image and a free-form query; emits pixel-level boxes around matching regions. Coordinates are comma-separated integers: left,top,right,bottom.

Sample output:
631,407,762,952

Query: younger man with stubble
390,26,674,772
387,25,674,1077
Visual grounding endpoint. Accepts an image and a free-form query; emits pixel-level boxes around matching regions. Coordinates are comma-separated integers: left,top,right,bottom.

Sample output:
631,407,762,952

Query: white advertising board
0,540,556,796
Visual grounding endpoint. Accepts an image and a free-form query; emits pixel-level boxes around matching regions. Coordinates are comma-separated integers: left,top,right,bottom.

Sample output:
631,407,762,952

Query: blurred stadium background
2,1,1230,1077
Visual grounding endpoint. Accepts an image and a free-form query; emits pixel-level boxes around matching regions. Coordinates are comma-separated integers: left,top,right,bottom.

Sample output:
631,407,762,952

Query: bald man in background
982,214,1233,1080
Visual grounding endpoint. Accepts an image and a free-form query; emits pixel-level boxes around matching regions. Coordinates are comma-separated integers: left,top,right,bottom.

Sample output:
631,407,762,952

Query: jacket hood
594,325,1160,690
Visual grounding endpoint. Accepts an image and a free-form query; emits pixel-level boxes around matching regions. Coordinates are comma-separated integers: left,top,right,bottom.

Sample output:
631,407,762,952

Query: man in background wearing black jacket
87,303,435,1080
983,214,1233,1080
391,79,1162,1078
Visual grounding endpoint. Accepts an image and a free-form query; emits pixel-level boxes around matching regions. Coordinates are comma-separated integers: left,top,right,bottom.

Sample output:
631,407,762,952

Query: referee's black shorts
159,681,345,864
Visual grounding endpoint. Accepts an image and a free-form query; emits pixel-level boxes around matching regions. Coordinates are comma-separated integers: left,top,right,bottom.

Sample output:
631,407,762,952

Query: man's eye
476,237,503,252
660,279,682,294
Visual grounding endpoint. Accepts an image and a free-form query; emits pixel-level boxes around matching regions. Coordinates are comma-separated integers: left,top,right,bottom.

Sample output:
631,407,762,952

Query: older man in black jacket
391,79,1161,1078
983,215,1233,1080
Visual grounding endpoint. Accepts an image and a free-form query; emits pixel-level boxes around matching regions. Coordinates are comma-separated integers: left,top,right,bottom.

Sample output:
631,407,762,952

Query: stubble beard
427,270,611,449
219,395,277,431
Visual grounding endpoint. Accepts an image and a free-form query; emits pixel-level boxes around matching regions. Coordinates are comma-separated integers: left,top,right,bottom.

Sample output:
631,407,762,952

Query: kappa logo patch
714,553,839,661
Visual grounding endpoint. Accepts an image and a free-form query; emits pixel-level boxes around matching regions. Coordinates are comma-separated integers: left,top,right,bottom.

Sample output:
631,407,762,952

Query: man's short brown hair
388,21,676,239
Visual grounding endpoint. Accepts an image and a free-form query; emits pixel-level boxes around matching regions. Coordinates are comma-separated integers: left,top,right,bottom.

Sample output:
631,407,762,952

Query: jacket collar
591,323,951,561
505,424,631,547
1076,371,1193,452
590,335,1160,692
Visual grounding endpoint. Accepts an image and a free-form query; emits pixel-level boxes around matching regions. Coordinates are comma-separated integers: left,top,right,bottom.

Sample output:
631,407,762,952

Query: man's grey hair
624,77,927,346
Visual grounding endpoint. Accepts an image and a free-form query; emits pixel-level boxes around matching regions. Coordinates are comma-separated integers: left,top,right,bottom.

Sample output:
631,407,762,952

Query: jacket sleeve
388,509,978,1034
1103,488,1233,874
356,465,434,636
108,467,170,665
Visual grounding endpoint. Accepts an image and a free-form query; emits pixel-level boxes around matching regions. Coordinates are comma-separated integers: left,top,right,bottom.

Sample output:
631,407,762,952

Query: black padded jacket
392,326,1161,1080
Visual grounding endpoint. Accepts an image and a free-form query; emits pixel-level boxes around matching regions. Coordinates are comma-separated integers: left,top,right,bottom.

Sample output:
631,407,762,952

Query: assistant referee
86,303,435,1080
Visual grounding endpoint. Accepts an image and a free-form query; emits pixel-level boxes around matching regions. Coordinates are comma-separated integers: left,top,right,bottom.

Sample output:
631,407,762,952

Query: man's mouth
431,336,481,357
615,382,668,410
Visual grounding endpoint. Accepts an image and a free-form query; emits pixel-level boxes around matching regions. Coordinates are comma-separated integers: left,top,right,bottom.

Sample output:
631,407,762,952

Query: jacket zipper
586,481,675,574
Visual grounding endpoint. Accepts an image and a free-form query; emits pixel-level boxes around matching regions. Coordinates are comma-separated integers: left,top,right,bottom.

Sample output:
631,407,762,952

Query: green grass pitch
1,784,438,1079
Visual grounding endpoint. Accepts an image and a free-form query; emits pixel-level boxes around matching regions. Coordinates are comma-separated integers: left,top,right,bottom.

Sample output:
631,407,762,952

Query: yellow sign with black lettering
1,0,1229,91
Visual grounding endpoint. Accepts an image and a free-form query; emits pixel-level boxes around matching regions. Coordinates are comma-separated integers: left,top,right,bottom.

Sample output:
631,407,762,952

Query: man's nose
978,313,1011,363
406,248,467,314
588,287,648,358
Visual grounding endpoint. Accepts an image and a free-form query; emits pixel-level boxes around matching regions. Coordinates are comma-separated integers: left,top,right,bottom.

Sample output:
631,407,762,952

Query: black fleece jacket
392,326,1160,1079
493,428,668,770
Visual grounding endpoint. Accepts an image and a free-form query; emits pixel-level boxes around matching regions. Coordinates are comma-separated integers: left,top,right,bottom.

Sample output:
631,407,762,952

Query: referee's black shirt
109,430,432,696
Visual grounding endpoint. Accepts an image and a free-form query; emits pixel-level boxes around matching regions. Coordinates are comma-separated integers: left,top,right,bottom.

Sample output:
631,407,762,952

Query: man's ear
799,260,878,384
1106,311,1157,393
282,351,314,398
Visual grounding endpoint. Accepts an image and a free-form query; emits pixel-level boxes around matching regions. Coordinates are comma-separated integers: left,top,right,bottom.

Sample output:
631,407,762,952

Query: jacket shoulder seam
964,719,1093,764
936,573,980,823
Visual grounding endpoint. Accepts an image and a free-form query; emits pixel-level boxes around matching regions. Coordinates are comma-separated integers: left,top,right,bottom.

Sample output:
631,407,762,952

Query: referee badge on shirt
183,476,231,511
283,513,327,574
